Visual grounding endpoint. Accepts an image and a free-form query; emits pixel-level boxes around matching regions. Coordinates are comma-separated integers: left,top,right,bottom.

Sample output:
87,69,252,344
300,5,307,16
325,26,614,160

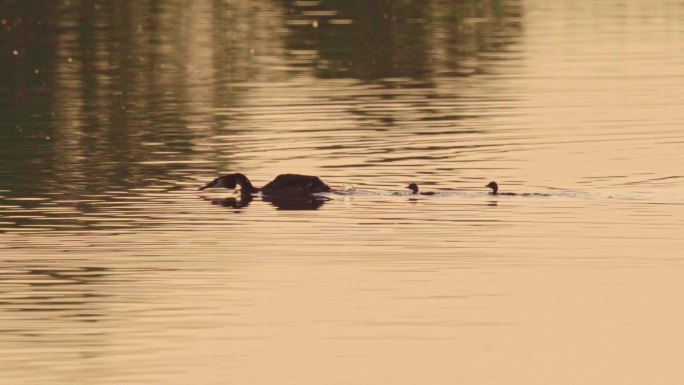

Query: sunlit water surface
1,1,684,384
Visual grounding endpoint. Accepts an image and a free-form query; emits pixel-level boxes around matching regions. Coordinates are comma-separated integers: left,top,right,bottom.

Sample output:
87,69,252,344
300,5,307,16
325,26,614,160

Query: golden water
1,1,683,384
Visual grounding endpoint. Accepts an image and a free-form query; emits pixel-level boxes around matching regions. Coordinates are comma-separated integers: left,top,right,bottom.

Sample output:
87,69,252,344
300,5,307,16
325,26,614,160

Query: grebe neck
234,173,259,193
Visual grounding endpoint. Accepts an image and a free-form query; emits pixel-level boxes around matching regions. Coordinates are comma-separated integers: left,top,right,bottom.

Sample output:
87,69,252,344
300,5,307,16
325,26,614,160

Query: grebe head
485,181,498,194
198,174,238,190
406,183,419,194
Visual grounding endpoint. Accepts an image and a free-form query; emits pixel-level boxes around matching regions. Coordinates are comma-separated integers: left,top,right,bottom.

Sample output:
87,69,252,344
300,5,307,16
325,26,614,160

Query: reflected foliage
282,0,521,80
0,0,521,227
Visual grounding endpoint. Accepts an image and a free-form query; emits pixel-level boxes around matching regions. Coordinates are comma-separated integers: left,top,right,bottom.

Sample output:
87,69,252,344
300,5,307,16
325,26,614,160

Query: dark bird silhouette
407,183,437,196
198,173,331,196
485,181,517,196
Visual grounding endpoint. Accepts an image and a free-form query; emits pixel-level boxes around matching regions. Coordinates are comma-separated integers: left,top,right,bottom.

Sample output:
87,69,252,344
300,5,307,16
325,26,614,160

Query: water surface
1,1,684,384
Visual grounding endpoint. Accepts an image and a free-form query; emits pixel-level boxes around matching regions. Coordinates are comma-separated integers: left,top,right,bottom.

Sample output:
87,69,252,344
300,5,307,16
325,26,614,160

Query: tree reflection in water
0,0,520,221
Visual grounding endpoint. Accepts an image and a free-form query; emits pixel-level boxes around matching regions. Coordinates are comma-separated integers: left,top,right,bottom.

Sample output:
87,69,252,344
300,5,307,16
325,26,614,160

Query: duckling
485,181,517,196
199,173,331,196
407,183,437,196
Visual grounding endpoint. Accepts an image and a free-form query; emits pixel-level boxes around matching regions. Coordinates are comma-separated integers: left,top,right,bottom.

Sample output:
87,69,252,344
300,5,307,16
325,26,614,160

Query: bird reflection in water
202,193,328,211
206,193,254,210
262,195,329,210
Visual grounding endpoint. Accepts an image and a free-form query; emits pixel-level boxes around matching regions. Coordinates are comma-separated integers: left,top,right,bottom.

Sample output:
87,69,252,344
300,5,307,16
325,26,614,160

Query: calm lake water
2,0,684,384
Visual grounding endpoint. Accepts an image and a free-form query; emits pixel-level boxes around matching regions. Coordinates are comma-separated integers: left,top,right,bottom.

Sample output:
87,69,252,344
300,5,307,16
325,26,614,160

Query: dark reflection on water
204,193,329,211
0,0,524,232
205,194,254,210
283,0,520,80
263,194,329,210
1,0,197,198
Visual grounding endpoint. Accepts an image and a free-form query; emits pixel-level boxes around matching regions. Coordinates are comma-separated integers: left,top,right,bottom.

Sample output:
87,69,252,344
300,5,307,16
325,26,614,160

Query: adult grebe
407,183,437,196
485,181,517,196
198,173,331,196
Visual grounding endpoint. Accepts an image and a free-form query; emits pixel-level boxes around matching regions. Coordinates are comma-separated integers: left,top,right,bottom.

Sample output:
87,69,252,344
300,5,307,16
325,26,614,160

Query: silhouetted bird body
199,173,331,196
261,174,331,196
407,183,437,196
485,181,517,196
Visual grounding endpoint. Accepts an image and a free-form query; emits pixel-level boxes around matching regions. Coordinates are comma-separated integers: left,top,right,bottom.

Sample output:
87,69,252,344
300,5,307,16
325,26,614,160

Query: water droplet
68,57,73,62
12,50,18,56
34,69,40,74
312,20,319,28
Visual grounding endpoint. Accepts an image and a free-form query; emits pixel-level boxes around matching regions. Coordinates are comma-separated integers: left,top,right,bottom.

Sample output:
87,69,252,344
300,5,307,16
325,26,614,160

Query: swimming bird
407,183,437,196
485,181,517,196
198,173,331,196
